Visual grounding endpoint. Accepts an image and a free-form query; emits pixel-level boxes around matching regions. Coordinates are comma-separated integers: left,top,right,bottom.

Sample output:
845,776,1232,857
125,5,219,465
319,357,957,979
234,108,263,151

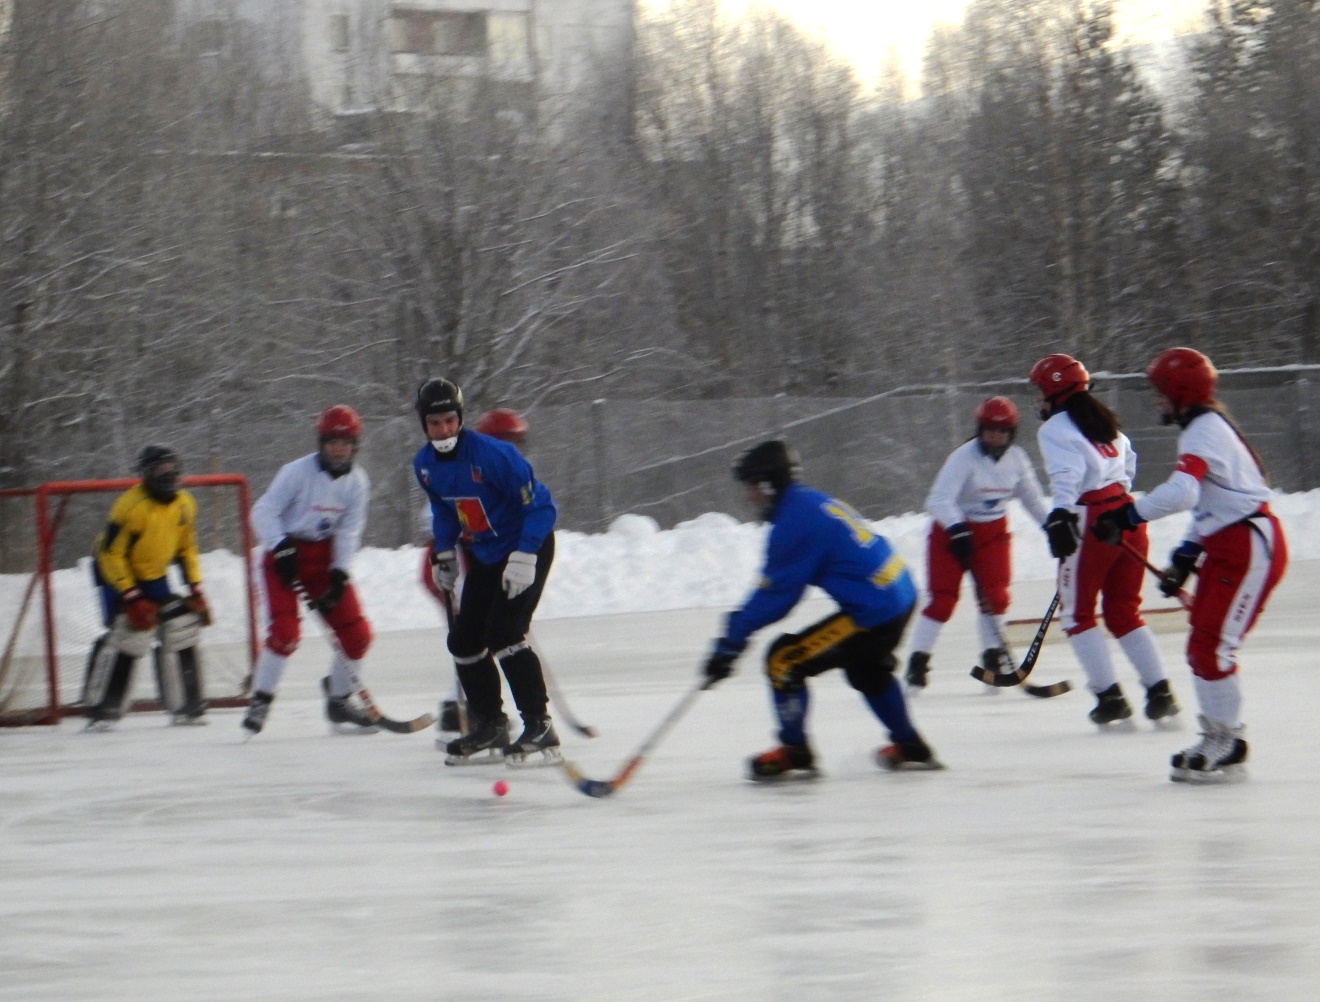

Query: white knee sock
1117,626,1165,688
1068,627,1118,693
253,649,289,694
1194,674,1242,728
909,614,943,655
978,613,1005,651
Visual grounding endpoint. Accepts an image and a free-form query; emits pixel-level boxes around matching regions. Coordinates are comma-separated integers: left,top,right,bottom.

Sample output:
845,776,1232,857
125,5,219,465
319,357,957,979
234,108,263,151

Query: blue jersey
413,430,557,565
724,483,915,647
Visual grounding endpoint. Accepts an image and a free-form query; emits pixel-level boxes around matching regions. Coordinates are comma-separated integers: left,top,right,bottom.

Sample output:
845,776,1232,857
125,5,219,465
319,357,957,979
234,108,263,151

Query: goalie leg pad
154,645,208,718
85,641,137,722
159,605,203,652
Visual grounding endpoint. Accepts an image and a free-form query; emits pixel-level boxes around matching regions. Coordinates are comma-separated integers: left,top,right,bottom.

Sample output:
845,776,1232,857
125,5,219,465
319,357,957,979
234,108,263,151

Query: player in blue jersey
701,440,943,780
413,378,561,767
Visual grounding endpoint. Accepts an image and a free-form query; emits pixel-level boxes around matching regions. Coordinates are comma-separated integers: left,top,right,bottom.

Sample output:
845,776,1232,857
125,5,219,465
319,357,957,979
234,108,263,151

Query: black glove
1160,541,1202,597
1043,508,1080,560
702,638,745,687
946,522,974,570
316,569,349,615
272,537,299,587
1091,502,1143,545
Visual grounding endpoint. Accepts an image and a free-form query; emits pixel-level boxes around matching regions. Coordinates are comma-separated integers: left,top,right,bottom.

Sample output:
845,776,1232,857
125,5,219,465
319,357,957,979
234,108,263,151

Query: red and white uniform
1038,412,1165,693
251,453,372,662
921,440,1047,622
1134,411,1287,687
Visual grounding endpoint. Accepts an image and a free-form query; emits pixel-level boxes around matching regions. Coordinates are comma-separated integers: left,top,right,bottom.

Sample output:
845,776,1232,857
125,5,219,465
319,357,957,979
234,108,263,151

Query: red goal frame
1,474,259,725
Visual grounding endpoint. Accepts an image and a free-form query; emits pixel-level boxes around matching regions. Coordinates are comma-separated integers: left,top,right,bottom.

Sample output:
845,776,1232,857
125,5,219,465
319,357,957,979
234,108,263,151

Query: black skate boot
905,651,931,689
876,736,945,772
322,677,379,733
1171,715,1248,784
1089,684,1133,726
1144,679,1180,722
981,647,1011,676
438,700,462,733
241,691,274,736
444,714,510,765
503,716,562,768
748,743,817,781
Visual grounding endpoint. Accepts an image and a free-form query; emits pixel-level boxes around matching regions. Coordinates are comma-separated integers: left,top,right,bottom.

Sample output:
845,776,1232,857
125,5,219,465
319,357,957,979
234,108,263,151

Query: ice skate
904,651,930,690
437,700,462,734
876,737,945,772
443,714,510,765
1143,680,1180,723
1088,684,1133,727
171,702,209,726
503,716,563,768
977,647,1012,695
83,705,122,732
748,743,818,781
322,677,379,734
241,691,274,736
1171,715,1248,784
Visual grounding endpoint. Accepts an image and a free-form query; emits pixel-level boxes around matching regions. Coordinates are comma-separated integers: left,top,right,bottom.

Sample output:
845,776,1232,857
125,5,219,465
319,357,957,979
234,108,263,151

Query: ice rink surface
4,565,1319,1001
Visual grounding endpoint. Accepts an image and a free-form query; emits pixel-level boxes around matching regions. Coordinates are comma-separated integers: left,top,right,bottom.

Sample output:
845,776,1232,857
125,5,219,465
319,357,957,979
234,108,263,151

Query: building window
388,10,486,57
488,12,530,67
329,14,350,52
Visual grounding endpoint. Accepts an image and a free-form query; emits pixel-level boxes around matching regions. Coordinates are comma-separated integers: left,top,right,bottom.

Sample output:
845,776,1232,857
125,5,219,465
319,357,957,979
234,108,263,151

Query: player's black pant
765,606,913,697
447,535,555,723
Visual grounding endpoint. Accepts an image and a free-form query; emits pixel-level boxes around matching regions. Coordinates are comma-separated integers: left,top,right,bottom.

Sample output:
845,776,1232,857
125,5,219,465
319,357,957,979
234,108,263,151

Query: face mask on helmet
138,446,181,503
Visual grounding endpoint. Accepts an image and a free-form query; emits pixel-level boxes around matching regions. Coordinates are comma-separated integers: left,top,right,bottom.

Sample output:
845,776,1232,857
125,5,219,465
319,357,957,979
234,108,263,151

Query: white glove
429,549,459,592
502,551,537,599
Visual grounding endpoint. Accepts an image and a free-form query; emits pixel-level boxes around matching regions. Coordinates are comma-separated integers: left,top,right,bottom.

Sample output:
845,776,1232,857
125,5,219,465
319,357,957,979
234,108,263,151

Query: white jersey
1037,411,1136,510
251,453,371,572
925,440,1049,528
1134,410,1272,541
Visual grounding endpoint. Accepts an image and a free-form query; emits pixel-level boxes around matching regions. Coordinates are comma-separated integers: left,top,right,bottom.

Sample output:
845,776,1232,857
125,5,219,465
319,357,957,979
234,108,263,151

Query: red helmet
1147,347,1217,409
473,408,528,445
317,405,362,441
975,396,1018,430
1029,354,1090,405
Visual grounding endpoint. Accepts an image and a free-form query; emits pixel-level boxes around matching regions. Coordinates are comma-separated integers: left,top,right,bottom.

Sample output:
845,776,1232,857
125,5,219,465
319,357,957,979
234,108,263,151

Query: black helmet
415,378,464,432
137,445,180,503
733,440,800,492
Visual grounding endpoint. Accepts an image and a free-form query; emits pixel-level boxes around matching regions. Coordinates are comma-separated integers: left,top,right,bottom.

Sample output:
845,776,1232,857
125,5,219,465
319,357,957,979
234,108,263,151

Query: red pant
263,539,371,659
1060,492,1147,638
921,518,1011,621
1187,513,1287,680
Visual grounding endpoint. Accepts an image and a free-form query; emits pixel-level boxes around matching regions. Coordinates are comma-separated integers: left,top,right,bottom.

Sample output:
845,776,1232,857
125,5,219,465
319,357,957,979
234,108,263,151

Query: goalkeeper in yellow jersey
85,446,211,728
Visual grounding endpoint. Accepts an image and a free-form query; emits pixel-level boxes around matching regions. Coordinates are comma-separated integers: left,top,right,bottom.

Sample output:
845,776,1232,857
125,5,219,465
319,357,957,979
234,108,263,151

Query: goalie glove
429,549,459,593
502,551,537,599
1160,541,1202,598
122,588,158,631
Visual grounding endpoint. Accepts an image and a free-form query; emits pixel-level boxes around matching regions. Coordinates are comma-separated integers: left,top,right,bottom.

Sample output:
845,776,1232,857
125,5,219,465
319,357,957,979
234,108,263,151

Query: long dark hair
1061,391,1121,445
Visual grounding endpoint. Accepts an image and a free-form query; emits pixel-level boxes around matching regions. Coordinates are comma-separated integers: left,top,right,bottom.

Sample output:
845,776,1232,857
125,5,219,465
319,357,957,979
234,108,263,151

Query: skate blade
1150,714,1184,731
883,759,946,772
329,721,379,735
504,747,565,769
443,747,507,766
1173,764,1247,785
83,720,116,733
1092,717,1137,732
170,716,209,727
747,767,821,783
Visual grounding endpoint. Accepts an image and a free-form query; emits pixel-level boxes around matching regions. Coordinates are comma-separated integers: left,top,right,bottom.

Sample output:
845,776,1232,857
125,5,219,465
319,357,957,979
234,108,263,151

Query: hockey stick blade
970,591,1061,688
559,681,708,800
1023,679,1072,698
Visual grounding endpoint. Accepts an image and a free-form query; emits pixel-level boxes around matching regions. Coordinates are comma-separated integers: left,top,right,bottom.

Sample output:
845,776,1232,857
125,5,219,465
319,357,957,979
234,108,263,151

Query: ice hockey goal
0,475,259,725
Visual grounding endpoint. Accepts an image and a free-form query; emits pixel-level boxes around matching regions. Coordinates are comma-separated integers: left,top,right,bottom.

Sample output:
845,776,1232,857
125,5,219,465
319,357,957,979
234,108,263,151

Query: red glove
122,589,158,631
186,583,213,627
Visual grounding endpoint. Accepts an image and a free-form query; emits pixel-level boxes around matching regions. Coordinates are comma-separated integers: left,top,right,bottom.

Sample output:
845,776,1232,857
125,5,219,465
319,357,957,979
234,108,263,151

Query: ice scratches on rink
2,566,1320,1001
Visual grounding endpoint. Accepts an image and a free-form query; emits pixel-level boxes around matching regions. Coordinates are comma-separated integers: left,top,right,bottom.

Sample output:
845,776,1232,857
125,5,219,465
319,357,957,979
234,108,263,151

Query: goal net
0,475,258,725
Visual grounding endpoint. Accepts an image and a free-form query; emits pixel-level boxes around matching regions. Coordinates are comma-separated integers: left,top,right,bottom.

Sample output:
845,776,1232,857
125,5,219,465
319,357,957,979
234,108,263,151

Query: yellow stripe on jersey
870,553,906,588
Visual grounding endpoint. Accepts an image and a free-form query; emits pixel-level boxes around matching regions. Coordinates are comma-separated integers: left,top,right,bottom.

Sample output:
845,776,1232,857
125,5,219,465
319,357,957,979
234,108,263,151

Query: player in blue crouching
701,440,943,779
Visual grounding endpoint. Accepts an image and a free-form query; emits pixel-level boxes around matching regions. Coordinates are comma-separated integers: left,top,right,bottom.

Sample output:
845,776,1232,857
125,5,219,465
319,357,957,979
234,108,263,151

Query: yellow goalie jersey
94,485,202,595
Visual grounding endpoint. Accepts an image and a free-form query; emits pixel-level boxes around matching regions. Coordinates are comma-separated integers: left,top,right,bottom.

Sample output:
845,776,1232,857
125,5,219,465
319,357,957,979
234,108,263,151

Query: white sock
909,614,944,655
978,613,1005,651
253,649,288,694
1194,674,1242,728
1068,627,1118,693
1117,626,1165,688
330,655,363,698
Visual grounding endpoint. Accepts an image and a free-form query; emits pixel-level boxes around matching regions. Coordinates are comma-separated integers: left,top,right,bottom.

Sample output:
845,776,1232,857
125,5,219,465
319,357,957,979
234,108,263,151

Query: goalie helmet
975,396,1018,431
1147,347,1217,410
474,408,528,445
316,405,362,442
415,378,465,431
733,440,800,492
137,445,180,503
1029,354,1089,405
